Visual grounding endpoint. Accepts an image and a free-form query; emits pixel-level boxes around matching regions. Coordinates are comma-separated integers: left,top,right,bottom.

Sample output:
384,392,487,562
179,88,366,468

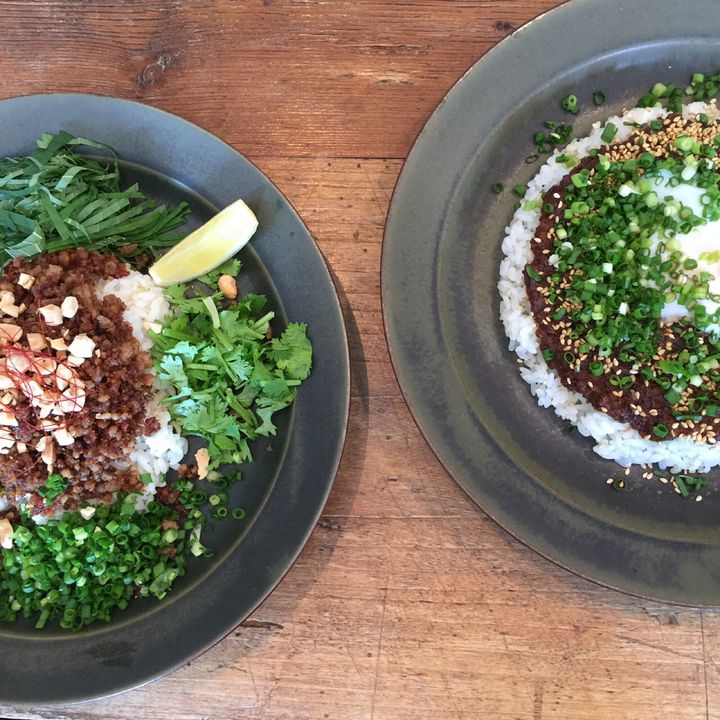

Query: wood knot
133,53,178,91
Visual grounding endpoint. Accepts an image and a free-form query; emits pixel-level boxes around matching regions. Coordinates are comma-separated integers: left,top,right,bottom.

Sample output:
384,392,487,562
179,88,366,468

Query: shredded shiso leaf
0,131,190,268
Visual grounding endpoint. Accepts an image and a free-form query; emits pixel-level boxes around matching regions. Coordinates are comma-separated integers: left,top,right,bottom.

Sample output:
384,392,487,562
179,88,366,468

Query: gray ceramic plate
0,94,349,704
383,0,720,605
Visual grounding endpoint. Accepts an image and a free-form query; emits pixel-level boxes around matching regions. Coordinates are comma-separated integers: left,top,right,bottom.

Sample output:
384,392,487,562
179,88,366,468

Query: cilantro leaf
270,323,313,380
151,286,312,469
169,340,199,362
158,355,189,387
197,258,242,287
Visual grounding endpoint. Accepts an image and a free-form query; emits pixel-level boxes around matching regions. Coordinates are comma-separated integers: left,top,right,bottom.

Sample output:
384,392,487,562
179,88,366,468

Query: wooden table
0,1,718,718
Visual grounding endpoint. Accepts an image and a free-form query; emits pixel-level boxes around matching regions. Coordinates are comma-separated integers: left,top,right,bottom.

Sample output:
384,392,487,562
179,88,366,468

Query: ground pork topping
0,248,157,513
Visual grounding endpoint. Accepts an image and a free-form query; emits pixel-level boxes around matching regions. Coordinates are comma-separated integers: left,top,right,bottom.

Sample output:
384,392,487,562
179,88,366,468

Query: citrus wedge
148,198,258,287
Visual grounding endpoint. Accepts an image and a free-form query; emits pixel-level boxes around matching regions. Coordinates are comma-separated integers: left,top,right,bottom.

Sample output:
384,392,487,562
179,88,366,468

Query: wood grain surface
0,1,718,719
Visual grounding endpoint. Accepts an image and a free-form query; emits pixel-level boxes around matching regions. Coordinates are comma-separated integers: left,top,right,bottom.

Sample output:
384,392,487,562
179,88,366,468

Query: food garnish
148,198,258,287
498,69,720,496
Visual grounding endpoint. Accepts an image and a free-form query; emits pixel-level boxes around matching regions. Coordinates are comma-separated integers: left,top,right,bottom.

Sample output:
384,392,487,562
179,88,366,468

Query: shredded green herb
0,131,190,267
151,259,313,467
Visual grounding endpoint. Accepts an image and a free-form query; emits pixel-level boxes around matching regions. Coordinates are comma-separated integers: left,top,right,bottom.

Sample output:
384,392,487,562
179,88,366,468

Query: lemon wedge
148,198,258,287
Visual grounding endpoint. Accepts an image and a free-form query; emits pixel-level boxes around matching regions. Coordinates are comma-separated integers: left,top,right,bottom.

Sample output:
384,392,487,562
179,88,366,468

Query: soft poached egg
650,171,720,327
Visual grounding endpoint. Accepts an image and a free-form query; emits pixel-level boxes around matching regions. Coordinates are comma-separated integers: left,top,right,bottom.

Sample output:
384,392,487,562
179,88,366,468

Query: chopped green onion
561,94,579,114
601,123,618,143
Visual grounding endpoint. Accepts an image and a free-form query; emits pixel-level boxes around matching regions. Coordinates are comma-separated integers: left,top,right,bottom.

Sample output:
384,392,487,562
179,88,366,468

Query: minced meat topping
0,248,155,513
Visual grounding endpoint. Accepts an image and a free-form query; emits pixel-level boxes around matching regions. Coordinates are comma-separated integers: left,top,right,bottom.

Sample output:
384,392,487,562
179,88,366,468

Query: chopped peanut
27,332,47,351
49,336,68,351
1,304,20,318
218,274,238,299
36,436,56,470
195,447,210,479
67,333,95,358
0,323,22,343
0,411,17,427
53,427,75,446
34,357,57,376
17,273,34,290
0,518,13,549
6,351,31,374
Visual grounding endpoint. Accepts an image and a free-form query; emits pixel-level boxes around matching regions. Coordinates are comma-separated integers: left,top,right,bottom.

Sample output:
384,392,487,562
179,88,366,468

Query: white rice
98,270,187,492
498,102,720,473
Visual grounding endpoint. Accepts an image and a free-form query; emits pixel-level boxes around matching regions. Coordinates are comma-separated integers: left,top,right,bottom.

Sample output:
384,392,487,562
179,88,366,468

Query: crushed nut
218,274,238,299
36,436,56,470
61,296,79,319
34,357,57,376
6,351,31,374
49,337,68,352
0,428,14,451
17,273,35,290
79,506,96,520
53,427,75,446
1,304,20,318
27,332,47,351
0,518,13,549
67,333,95,358
38,304,63,326
0,323,22,343
0,411,17,427
55,363,75,392
195,447,210,479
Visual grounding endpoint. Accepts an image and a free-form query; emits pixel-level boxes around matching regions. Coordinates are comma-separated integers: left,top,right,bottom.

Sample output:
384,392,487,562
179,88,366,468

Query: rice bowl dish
0,132,313,629
499,100,720,476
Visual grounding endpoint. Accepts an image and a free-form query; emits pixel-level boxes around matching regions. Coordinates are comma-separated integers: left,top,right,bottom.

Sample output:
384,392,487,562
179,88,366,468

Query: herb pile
0,131,189,267
0,483,207,629
151,260,312,468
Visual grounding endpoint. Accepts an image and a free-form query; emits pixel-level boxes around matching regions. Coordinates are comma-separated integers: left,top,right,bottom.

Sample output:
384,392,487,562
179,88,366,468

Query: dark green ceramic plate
383,0,720,605
0,94,349,704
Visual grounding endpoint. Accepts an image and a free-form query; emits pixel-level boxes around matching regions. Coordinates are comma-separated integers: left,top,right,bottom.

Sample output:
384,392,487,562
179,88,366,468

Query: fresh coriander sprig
151,259,313,468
